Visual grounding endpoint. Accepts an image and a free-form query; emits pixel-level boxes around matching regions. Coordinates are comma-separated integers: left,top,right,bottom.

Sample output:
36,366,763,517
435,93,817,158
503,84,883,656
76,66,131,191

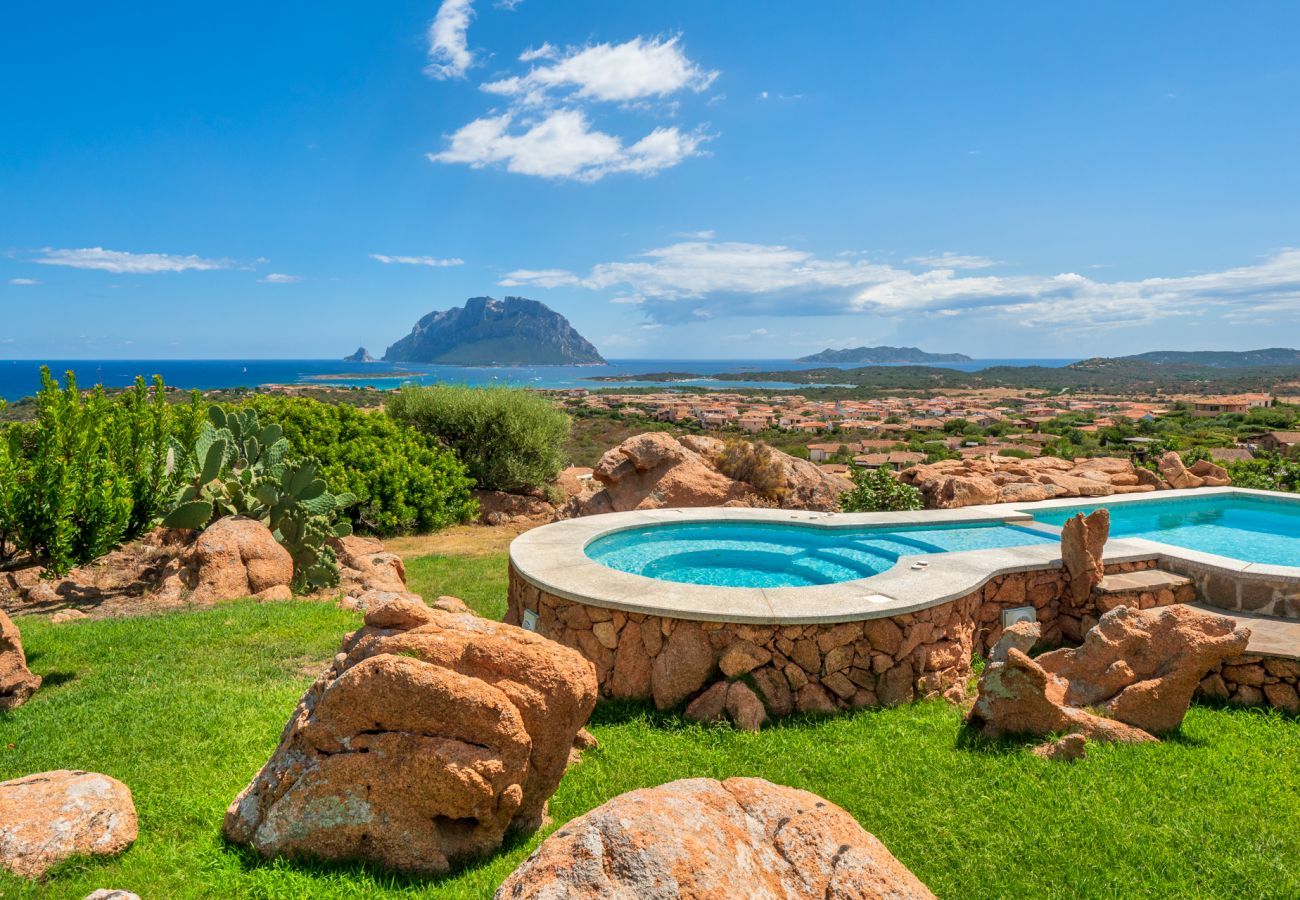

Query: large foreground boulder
494,777,934,899
187,516,294,603
0,610,41,710
969,605,1250,744
224,600,598,875
0,770,137,878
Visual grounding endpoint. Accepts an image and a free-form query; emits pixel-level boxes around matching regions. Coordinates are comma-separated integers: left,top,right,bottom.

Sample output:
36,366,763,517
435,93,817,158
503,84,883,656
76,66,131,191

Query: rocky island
383,296,606,366
342,347,376,363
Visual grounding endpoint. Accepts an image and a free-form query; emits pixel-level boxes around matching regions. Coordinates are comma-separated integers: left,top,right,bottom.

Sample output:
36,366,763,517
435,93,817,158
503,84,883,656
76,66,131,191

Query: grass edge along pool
584,520,1054,589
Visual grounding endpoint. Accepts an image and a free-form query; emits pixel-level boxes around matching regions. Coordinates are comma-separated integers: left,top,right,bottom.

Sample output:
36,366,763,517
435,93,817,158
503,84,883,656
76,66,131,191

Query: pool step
1095,569,1193,595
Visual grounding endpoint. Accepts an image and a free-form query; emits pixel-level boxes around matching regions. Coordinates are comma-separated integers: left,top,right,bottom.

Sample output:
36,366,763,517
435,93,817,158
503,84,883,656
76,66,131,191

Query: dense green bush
1227,454,1300,492
839,466,924,512
235,395,476,535
388,384,570,493
0,370,204,574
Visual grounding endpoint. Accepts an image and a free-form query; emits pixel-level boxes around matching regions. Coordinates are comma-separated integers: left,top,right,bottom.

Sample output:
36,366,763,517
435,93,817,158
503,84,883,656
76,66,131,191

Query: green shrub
234,396,476,535
1227,454,1300,491
388,385,569,493
0,370,204,574
713,439,787,501
839,466,924,512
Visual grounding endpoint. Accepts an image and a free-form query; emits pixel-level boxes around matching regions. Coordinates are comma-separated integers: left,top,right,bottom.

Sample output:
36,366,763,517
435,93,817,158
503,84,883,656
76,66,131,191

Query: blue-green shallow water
585,521,1055,588
1028,494,1300,567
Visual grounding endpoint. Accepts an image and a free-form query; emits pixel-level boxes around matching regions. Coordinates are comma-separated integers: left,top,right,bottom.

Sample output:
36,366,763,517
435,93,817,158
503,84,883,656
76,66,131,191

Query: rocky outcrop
475,490,561,527
493,777,935,899
0,770,137,878
188,517,294,604
224,601,598,875
898,455,1186,508
969,605,1251,745
0,610,41,710
329,534,407,596
581,432,851,515
1061,509,1109,603
1188,457,1232,486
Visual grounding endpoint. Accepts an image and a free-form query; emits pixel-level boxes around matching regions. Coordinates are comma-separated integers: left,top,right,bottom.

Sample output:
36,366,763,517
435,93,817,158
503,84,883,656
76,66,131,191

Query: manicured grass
404,552,509,620
2,562,1297,898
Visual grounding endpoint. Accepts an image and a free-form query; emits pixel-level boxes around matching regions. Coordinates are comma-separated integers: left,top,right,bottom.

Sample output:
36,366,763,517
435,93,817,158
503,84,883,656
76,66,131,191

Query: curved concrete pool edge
509,488,1300,623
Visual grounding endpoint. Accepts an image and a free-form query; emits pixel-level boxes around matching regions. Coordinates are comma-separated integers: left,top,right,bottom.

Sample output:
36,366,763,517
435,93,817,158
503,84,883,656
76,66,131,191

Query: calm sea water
0,358,1077,403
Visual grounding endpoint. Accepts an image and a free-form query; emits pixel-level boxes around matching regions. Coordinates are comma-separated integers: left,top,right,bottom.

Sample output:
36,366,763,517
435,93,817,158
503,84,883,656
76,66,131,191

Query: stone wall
1198,655,1300,713
1161,559,1300,620
507,560,1167,716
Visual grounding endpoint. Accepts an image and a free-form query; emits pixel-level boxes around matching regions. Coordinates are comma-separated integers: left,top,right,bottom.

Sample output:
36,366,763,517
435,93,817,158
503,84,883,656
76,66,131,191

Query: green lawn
2,553,1297,898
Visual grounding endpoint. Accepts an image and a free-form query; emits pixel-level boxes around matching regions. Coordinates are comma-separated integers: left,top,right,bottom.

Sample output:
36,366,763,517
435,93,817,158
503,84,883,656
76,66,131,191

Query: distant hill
796,346,973,364
342,347,376,363
383,296,606,366
1072,348,1300,370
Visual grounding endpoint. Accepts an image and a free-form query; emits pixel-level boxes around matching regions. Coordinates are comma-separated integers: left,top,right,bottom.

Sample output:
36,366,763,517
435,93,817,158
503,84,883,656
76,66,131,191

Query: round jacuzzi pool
584,520,1054,588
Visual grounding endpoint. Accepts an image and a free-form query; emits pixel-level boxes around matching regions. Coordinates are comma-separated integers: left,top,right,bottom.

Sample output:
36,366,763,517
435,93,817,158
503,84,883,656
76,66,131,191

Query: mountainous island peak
342,347,376,363
382,296,606,366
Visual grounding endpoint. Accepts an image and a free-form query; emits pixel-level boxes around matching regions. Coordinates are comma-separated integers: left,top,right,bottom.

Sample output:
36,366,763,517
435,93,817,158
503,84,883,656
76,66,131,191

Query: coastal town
557,387,1286,471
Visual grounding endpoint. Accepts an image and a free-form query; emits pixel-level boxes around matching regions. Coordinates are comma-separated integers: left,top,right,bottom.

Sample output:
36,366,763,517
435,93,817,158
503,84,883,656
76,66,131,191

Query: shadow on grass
34,670,78,689
224,822,537,886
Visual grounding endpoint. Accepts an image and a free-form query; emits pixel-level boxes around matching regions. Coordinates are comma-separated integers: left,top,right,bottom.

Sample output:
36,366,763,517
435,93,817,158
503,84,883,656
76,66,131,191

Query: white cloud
33,247,228,274
905,252,999,270
499,267,581,288
501,240,1300,334
258,273,301,284
7,277,39,285
425,0,475,80
675,229,715,239
482,35,717,105
429,109,707,181
370,253,465,267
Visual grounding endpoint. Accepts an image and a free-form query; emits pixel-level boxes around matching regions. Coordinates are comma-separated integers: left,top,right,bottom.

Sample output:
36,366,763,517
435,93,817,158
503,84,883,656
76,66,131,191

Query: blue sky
3,1,1300,360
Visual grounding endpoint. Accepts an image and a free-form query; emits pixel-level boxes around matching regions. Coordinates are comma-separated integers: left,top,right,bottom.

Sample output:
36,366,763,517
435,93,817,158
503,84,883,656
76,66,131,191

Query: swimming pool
585,520,1055,588
1027,493,1300,567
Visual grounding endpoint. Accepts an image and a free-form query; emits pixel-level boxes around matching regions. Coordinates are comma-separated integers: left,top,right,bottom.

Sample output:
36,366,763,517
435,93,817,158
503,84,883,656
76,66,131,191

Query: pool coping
509,488,1300,625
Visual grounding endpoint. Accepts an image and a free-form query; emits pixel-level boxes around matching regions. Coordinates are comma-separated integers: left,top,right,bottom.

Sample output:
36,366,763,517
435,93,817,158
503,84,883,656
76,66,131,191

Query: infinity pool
585,521,1055,588
1028,494,1300,567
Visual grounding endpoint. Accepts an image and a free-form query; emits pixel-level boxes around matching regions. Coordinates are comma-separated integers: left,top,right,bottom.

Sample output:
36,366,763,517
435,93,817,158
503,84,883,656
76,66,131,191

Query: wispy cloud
428,28,717,182
370,253,465,267
429,109,707,181
904,252,999,270
500,240,1300,334
425,0,475,80
33,247,228,274
7,277,39,285
258,272,301,284
482,35,718,106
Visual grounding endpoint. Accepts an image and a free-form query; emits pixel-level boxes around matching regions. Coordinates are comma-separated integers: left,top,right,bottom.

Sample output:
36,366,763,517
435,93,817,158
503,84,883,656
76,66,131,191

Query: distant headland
795,346,974,364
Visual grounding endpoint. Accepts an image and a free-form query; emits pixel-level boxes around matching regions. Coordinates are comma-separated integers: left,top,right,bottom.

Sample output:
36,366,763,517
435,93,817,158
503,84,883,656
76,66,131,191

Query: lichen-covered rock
1061,508,1109,603
223,605,598,875
970,605,1250,743
1158,451,1205,490
0,770,137,878
329,534,408,596
493,777,935,899
1037,604,1250,734
0,610,41,710
187,516,293,603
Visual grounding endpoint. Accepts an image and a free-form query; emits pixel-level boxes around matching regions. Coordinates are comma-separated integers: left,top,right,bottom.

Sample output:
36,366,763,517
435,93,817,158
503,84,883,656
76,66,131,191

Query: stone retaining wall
1198,655,1300,713
1160,559,1300,620
508,560,1177,715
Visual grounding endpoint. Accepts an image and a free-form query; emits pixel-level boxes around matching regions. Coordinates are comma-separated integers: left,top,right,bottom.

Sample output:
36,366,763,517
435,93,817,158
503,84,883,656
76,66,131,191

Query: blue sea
0,358,1077,403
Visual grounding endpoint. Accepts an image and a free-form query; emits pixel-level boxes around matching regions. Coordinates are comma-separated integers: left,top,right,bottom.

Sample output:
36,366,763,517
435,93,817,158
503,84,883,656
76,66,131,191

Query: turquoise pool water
585,521,1055,588
1028,494,1300,566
